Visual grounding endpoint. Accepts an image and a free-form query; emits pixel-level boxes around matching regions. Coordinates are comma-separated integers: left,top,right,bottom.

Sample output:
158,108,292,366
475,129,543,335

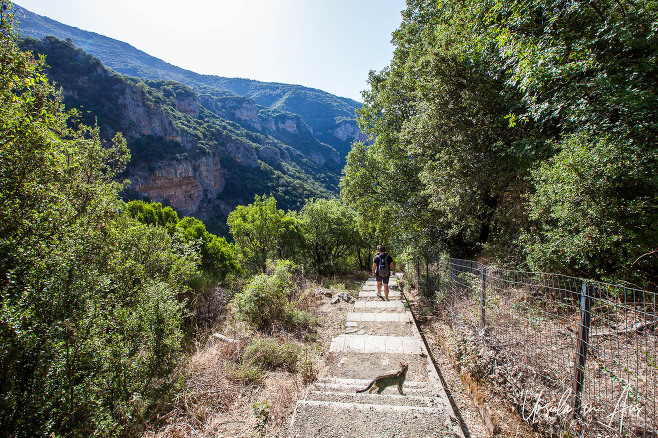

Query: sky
15,0,407,102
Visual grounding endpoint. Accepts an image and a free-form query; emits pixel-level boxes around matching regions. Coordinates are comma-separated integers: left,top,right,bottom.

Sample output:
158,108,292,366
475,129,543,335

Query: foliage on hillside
15,5,362,150
126,200,241,282
0,5,199,434
17,36,341,231
342,0,658,288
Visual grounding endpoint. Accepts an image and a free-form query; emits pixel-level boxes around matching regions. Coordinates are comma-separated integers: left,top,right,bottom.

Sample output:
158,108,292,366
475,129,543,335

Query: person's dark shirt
373,253,393,274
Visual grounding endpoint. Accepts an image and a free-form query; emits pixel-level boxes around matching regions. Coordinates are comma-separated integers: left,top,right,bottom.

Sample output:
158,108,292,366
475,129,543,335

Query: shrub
0,13,197,434
226,362,264,384
232,260,295,329
284,308,319,331
241,339,299,372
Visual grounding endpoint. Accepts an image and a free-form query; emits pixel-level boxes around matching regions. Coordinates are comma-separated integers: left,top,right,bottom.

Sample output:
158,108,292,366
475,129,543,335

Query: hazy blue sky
15,0,407,101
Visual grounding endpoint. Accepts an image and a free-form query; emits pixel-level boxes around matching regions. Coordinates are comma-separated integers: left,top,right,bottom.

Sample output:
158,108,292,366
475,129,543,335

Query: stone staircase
288,275,464,437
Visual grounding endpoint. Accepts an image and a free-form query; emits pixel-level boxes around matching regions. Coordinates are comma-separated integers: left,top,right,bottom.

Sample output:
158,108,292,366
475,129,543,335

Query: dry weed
141,272,353,438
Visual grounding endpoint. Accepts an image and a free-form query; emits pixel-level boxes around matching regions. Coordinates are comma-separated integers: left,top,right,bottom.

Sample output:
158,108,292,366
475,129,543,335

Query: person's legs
375,273,383,296
382,276,390,300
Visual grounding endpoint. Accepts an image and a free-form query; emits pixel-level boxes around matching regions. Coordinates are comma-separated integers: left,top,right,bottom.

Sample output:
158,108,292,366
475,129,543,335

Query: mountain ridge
18,35,342,235
14,3,367,158
13,3,371,235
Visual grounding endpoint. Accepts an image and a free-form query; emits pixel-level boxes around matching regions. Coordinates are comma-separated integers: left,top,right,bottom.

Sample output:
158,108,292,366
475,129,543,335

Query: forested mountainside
15,4,367,158
19,36,341,234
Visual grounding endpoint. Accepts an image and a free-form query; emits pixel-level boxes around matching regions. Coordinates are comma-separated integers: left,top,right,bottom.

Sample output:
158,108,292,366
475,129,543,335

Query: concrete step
344,320,416,337
354,301,406,312
362,282,399,288
313,377,438,397
365,278,399,286
288,399,458,438
359,290,402,299
346,312,413,323
305,391,447,409
329,334,424,354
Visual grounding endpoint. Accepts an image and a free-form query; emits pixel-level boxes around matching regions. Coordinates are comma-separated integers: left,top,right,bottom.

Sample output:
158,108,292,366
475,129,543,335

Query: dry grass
433,284,658,437
142,322,310,437
406,286,534,437
141,272,366,438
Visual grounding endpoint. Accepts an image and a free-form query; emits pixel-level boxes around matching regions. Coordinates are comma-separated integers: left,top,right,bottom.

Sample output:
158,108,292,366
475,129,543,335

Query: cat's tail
356,380,375,393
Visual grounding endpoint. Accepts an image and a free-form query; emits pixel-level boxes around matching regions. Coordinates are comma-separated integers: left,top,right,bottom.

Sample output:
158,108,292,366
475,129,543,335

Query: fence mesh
424,257,657,437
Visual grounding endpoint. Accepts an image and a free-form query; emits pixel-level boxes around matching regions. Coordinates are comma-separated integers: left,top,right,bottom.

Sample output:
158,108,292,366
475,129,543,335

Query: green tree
0,5,198,434
125,199,179,233
343,0,657,286
299,198,360,274
524,133,658,286
342,0,535,260
227,195,302,272
176,216,240,281
482,0,658,285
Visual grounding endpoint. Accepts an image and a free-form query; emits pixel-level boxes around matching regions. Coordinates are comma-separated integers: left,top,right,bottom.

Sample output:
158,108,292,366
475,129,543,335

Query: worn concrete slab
359,291,402,298
384,336,404,354
288,400,457,438
329,335,423,355
314,377,434,393
354,301,405,310
305,391,446,408
363,336,387,353
346,312,413,323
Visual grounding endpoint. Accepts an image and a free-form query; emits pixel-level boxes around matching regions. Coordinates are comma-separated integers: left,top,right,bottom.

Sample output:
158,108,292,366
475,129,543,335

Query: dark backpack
377,254,390,277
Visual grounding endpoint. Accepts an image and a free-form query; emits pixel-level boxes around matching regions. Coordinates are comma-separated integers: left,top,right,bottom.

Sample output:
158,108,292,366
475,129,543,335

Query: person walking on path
373,246,395,300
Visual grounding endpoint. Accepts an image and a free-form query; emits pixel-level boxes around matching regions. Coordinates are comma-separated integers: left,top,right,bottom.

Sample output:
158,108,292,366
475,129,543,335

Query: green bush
226,362,264,384
241,339,300,372
232,260,295,329
284,308,319,331
0,13,198,435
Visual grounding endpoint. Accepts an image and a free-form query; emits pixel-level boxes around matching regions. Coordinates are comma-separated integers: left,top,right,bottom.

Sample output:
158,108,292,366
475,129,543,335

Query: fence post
416,257,422,291
480,266,487,328
573,283,593,416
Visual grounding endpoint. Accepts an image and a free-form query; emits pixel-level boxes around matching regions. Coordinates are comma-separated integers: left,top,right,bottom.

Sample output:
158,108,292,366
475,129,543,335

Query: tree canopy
0,4,199,434
341,0,657,287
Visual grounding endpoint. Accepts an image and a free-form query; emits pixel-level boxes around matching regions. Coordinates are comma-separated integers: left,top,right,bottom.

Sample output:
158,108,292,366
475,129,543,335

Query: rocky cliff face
20,36,342,232
118,85,182,142
199,94,262,130
128,156,226,216
332,120,369,143
265,112,314,136
198,93,338,167
175,94,200,118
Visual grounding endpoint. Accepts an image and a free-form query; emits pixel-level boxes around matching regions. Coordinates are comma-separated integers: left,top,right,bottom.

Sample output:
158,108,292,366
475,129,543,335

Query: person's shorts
375,274,390,284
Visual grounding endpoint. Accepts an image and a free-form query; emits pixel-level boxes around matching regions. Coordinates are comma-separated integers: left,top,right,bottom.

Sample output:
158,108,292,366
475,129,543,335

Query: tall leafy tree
343,0,657,286
176,216,240,280
299,198,360,274
0,4,198,434
343,0,537,260
483,0,658,285
227,195,303,272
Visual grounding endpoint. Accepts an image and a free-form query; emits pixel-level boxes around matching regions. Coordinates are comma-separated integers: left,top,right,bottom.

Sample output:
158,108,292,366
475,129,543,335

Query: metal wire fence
422,257,657,437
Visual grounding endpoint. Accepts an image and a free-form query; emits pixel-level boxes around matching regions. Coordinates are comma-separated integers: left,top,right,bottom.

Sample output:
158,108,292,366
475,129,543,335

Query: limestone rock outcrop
332,120,368,143
128,155,226,216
